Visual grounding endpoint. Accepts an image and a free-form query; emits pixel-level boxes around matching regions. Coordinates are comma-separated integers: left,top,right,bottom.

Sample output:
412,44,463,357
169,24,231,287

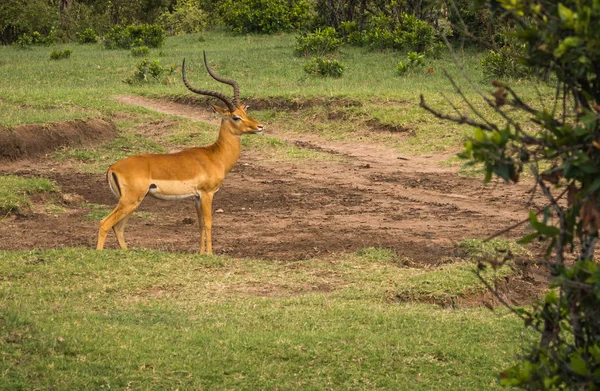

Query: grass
0,31,554,158
0,32,545,389
55,133,167,173
457,238,532,259
0,176,57,215
0,247,534,390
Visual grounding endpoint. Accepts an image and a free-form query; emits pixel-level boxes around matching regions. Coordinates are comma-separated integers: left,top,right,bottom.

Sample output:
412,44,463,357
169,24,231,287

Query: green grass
457,238,532,259
55,133,167,173
0,32,554,157
0,176,57,215
0,248,534,390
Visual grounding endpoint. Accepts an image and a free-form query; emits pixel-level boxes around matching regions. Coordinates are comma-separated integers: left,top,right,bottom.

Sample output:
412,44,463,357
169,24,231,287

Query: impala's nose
256,125,264,134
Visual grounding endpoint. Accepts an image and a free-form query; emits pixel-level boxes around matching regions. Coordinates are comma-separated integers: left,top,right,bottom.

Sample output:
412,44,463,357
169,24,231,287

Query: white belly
147,179,198,200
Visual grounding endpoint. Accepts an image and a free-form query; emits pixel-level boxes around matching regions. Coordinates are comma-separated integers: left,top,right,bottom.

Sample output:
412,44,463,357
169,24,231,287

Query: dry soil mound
0,118,116,161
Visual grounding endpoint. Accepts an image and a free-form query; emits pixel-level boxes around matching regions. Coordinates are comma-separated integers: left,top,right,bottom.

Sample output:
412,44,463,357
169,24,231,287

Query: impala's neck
209,120,242,174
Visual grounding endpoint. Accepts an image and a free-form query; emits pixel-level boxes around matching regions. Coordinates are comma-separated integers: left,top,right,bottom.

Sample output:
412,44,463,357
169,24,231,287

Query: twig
484,186,568,242
419,95,496,131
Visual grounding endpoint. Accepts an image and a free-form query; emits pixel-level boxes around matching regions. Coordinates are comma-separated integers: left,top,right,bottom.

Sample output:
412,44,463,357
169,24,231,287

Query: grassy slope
0,248,532,390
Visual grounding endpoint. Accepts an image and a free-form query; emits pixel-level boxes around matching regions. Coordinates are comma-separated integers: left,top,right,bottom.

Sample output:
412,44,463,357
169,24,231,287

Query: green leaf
518,232,539,244
529,211,560,236
554,36,582,58
558,3,575,26
545,289,559,304
570,353,589,376
474,127,485,142
586,178,600,195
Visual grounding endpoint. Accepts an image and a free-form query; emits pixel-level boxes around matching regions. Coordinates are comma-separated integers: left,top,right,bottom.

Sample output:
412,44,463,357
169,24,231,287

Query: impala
97,51,263,254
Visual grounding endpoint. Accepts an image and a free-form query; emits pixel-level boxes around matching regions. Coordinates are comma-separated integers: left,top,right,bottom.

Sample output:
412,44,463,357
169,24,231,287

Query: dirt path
1,96,540,265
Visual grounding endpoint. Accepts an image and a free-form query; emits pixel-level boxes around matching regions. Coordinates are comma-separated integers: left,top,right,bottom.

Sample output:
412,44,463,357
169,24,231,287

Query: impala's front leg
200,191,214,254
194,196,206,253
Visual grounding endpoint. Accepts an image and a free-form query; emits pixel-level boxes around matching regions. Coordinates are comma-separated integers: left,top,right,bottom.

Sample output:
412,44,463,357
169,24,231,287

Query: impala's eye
232,115,242,121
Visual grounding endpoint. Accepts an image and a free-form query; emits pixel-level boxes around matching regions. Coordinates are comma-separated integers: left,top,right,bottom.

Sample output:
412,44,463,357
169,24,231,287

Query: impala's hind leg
97,199,142,250
112,214,133,249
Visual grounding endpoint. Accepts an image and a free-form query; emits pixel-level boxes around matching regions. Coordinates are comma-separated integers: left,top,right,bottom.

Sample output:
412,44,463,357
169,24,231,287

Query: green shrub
480,46,529,79
407,51,425,67
303,57,344,78
76,28,98,44
49,49,72,60
294,27,342,56
158,0,207,36
13,30,56,48
219,0,310,34
425,41,446,59
364,13,436,53
337,21,365,46
124,59,176,85
130,46,149,57
14,33,33,49
397,61,408,75
103,24,165,50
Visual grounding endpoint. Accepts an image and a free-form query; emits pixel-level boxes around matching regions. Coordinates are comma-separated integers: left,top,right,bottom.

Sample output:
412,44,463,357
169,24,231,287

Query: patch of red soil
0,119,116,161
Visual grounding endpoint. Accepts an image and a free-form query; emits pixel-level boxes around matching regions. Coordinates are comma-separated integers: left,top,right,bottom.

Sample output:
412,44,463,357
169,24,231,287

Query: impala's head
210,104,263,135
182,51,263,136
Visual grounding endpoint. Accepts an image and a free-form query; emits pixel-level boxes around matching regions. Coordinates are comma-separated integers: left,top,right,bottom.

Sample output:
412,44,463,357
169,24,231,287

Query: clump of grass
457,238,531,260
50,49,72,60
0,176,57,215
130,45,150,57
393,261,513,305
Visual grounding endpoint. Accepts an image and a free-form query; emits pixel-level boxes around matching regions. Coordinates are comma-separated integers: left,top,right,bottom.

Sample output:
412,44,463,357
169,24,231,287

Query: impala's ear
244,105,250,111
210,104,229,118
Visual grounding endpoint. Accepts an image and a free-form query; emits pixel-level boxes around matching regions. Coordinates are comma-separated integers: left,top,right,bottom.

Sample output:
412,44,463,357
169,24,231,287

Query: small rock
62,193,86,206
57,336,65,343
215,208,224,213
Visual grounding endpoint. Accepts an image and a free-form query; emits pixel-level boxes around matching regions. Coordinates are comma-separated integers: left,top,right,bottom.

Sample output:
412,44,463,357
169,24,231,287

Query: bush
407,51,425,67
158,0,207,36
103,24,165,50
363,13,436,53
219,0,310,34
124,59,176,85
130,46,149,57
49,49,72,60
480,46,529,79
397,51,426,76
76,28,98,44
303,57,344,78
337,21,364,46
13,30,56,48
397,61,408,75
294,27,342,56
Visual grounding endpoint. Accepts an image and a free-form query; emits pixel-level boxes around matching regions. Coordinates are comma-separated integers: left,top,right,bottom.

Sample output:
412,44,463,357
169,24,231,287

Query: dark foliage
421,0,600,388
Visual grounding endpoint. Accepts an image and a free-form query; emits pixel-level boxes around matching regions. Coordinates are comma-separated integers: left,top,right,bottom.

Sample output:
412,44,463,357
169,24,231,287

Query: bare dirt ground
0,96,548,304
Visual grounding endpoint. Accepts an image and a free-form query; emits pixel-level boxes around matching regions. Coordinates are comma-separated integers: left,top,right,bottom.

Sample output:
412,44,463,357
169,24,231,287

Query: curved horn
203,50,240,106
182,58,235,112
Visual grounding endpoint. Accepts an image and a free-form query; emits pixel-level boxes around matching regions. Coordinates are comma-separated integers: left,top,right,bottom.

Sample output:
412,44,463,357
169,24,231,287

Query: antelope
97,51,264,254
